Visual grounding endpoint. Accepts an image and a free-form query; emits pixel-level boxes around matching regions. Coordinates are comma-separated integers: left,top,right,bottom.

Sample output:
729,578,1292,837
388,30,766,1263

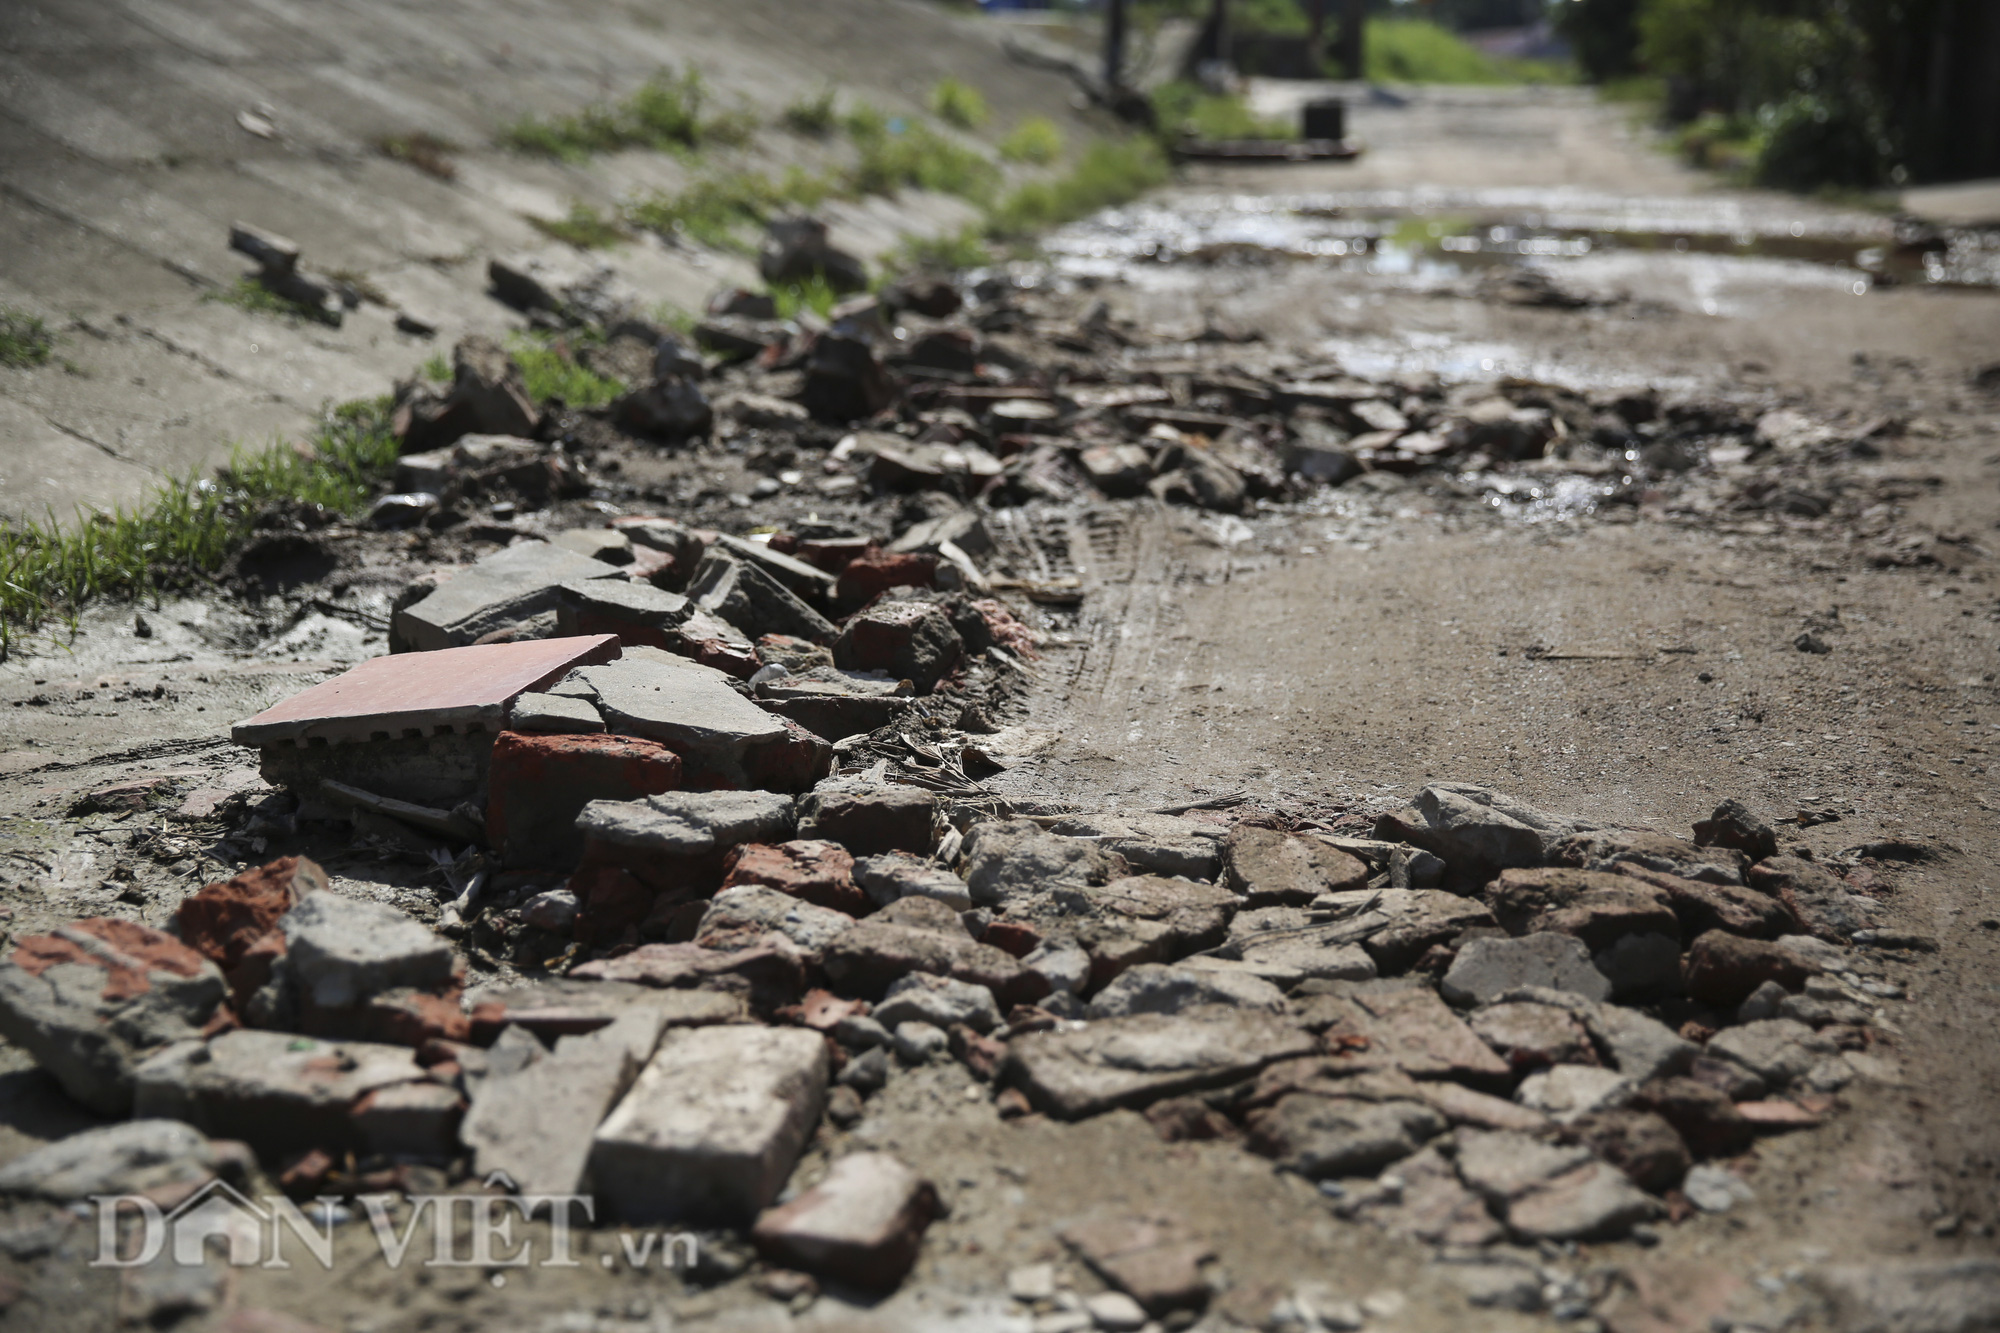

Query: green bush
845,105,998,201
1754,92,1889,191
930,77,988,131
1366,19,1570,84
1000,116,1065,165
782,87,839,136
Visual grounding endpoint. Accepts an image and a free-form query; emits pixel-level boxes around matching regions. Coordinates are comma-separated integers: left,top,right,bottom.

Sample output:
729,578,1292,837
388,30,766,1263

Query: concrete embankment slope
0,0,1100,520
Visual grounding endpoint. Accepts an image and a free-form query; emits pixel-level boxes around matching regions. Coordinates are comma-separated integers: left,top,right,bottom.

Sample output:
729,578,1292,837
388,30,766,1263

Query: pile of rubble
0,224,1942,1323
0,723,1919,1313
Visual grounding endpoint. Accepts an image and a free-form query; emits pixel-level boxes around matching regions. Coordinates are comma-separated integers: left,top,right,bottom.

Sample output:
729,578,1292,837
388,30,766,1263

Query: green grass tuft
500,67,753,161
376,131,460,180
1151,82,1293,140
782,87,839,137
0,399,398,658
999,116,1065,165
988,137,1170,239
529,201,628,249
881,226,993,278
0,307,54,368
507,334,625,408
930,77,989,131
205,277,338,325
421,352,451,383
844,103,998,201
771,275,841,322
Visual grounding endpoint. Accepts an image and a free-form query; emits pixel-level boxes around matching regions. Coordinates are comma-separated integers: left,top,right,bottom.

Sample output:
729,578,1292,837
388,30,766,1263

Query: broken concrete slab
1454,1128,1661,1241
873,973,1003,1034
821,918,1044,1005
1441,933,1614,1007
280,892,456,1011
960,820,1125,907
752,1151,938,1292
554,578,695,649
0,919,226,1115
590,1024,830,1224
686,550,836,644
1704,1018,1838,1089
463,1005,683,1197
1089,875,1239,955
579,789,797,861
1514,1064,1634,1122
1380,784,1599,879
755,669,913,741
506,691,606,734
568,938,807,1014
1222,826,1369,906
696,885,856,957
1247,1092,1447,1178
1003,1006,1316,1119
393,543,626,652
1339,1142,1506,1247
796,782,937,856
853,853,973,912
1086,963,1287,1019
1047,813,1226,882
1294,985,1513,1083
0,1120,234,1201
578,649,823,790
1061,1212,1215,1316
466,978,743,1045
133,1030,432,1161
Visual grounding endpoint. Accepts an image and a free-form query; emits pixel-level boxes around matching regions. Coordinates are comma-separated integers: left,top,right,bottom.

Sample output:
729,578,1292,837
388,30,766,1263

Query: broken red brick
836,550,937,609
487,730,683,869
12,919,211,1001
722,841,868,916
176,856,326,972
983,921,1044,959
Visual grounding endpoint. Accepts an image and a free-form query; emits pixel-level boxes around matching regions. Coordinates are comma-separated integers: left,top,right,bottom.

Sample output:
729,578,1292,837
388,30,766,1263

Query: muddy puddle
1047,188,2000,292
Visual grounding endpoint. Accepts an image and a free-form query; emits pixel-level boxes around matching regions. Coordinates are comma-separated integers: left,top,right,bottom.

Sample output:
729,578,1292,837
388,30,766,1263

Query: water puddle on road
1047,189,2000,293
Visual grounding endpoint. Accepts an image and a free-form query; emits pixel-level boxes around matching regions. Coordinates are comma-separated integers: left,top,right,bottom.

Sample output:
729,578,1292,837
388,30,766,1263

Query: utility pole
1104,0,1127,93
1336,0,1365,80
1209,0,1231,69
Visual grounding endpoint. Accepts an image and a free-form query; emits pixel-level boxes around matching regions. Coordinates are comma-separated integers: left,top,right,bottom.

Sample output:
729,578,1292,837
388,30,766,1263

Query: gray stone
1338,1143,1506,1248
1003,1006,1316,1119
1455,1128,1660,1241
1441,934,1612,1007
0,920,226,1116
1591,931,1682,998
1469,1002,1598,1069
1396,784,1598,875
1294,984,1513,1081
1085,962,1287,1019
1737,978,1791,1023
795,781,936,856
686,550,836,643
464,1006,678,1197
1805,1260,2000,1333
1246,1095,1446,1178
1022,939,1092,995
590,1025,830,1224
874,973,1002,1034
887,509,992,557
840,1044,892,1093
133,1030,430,1160
1225,907,1379,983
1086,876,1237,951
578,650,798,786
280,893,456,1009
756,668,913,741
961,820,1123,907
521,889,580,933
0,1121,223,1200
891,1020,950,1064
709,532,838,598
555,528,634,564
853,853,973,913
1704,1018,1839,1088
509,691,605,734
1514,1065,1634,1122
554,577,692,633
695,886,853,957
1222,826,1370,906
1046,813,1226,882
395,541,624,652
1434,1257,1545,1311
1494,985,1698,1081
1548,829,1747,886
579,789,796,858
1681,1163,1755,1213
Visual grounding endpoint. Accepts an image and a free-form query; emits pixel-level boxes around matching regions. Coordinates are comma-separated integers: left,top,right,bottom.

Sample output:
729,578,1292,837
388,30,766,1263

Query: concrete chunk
133,1030,429,1160
579,650,804,786
578,791,797,858
1004,1006,1316,1119
394,543,626,652
752,1152,937,1292
686,551,836,643
591,1025,830,1224
508,692,606,734
280,894,456,1009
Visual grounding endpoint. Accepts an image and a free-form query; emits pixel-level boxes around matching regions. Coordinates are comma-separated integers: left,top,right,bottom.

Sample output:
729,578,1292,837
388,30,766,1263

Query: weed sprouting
771,275,840,321
530,201,629,249
0,307,54,368
500,67,751,161
0,399,398,658
1000,116,1065,165
930,77,988,130
782,87,839,137
376,131,460,180
205,278,338,325
506,334,625,408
